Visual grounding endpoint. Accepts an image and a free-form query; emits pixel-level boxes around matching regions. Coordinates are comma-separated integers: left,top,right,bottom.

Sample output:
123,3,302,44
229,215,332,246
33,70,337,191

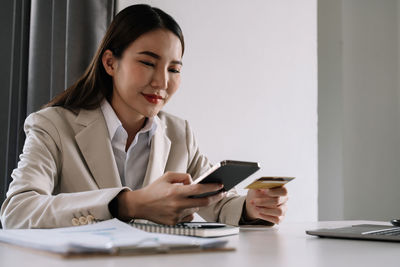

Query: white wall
319,0,400,220
118,0,318,222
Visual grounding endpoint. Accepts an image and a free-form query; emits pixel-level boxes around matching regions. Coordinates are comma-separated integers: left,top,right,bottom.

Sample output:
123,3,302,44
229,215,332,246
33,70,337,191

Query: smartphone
190,160,260,198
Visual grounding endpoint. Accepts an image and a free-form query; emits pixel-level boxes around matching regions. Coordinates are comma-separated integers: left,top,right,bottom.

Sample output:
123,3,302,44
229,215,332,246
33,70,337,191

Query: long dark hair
45,4,184,109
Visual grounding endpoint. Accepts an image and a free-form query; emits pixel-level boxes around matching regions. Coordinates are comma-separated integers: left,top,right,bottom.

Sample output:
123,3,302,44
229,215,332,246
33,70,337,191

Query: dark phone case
191,160,260,198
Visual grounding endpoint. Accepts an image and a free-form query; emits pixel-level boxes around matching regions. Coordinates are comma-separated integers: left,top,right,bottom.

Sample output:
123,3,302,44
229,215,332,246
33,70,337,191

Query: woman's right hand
116,172,226,225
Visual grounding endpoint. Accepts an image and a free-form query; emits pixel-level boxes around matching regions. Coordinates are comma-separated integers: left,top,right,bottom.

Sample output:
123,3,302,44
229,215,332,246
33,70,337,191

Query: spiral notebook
130,221,239,238
0,219,232,257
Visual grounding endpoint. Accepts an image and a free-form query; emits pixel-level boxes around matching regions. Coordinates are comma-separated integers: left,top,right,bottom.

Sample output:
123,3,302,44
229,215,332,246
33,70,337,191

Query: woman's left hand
245,186,288,224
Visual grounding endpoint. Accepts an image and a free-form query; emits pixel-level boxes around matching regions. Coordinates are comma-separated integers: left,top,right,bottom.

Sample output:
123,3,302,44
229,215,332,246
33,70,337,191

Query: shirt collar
138,116,157,145
101,99,122,141
100,100,158,145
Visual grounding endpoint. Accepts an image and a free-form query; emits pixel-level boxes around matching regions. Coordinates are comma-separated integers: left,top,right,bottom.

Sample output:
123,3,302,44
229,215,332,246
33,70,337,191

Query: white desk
0,221,398,267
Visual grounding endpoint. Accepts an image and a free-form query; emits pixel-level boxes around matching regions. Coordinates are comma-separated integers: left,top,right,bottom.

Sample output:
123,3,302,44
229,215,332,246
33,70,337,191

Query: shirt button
79,216,88,225
87,215,95,224
71,217,80,226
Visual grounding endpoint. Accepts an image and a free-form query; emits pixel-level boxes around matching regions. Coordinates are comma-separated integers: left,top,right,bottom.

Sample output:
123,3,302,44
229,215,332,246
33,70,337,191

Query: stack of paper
0,219,231,256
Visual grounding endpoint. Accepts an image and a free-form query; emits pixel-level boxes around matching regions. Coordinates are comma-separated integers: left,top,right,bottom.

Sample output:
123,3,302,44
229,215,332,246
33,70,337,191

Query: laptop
306,224,400,242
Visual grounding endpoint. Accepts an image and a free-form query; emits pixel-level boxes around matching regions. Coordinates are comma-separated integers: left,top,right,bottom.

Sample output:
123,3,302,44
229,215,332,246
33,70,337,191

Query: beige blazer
0,107,245,229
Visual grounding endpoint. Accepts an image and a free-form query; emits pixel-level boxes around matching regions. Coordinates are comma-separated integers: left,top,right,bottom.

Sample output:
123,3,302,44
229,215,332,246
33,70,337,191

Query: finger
260,186,288,197
257,214,283,225
164,172,193,185
180,183,224,197
255,206,287,217
179,214,194,223
179,208,198,223
252,196,288,207
180,207,199,219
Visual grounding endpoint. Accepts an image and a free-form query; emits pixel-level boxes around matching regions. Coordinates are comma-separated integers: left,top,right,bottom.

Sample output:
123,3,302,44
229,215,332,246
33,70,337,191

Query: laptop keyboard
362,227,400,236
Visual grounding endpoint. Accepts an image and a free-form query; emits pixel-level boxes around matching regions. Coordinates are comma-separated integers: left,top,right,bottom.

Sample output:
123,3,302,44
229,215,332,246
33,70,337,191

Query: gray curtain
0,0,116,218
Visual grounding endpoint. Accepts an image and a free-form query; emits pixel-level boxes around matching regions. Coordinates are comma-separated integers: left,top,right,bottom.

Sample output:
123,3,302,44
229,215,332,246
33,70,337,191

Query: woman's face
106,29,182,119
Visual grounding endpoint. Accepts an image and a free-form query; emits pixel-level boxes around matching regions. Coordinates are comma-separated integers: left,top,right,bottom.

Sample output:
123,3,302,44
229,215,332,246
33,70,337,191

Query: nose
150,67,168,90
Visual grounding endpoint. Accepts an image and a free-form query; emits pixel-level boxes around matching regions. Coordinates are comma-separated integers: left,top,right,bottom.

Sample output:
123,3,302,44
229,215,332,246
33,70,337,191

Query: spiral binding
130,222,200,236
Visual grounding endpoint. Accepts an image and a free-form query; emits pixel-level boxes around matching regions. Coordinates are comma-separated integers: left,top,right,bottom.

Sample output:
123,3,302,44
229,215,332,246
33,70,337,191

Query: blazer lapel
142,117,171,187
74,108,121,189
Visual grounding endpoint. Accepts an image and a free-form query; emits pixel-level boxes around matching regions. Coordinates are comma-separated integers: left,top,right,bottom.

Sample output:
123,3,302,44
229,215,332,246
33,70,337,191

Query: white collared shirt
100,100,157,190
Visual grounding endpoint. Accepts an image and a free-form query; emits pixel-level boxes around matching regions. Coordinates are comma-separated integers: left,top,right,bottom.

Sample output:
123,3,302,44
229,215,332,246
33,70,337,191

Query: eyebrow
138,51,183,65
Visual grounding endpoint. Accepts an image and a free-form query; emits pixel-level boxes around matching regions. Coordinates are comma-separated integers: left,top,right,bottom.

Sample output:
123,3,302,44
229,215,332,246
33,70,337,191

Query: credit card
245,177,295,189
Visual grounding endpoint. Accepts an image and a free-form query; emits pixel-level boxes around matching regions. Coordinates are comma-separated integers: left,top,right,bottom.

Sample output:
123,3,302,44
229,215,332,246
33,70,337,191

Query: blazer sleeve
184,120,246,226
0,113,125,229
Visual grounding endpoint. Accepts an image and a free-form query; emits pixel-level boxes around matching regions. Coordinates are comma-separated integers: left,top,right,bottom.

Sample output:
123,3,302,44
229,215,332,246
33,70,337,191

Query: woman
0,4,288,229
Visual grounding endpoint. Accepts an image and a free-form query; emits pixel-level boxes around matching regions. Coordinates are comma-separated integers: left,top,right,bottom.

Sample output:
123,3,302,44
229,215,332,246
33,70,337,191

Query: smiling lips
142,93,164,104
